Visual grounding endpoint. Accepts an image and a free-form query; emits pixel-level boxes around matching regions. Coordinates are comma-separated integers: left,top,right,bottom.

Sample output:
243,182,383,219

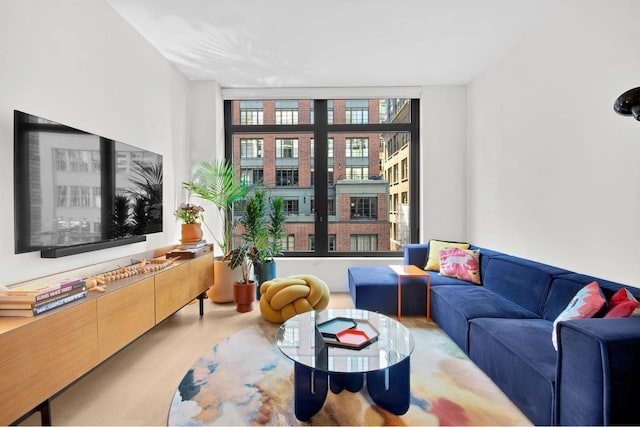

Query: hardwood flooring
19,293,355,426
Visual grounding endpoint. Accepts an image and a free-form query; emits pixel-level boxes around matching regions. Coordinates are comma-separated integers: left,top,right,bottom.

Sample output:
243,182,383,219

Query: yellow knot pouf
259,275,330,323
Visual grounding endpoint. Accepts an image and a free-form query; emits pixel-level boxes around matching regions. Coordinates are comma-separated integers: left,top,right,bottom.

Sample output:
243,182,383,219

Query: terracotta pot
233,280,256,313
181,223,203,244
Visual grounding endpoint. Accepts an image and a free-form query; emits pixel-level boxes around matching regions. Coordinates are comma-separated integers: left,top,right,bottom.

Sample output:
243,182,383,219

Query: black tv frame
14,110,161,258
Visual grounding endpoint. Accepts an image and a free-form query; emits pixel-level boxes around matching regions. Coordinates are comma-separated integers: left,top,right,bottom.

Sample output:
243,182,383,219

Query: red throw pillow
604,288,640,318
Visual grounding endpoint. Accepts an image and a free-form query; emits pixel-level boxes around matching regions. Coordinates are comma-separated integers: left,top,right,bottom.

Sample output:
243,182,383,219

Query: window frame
224,98,420,257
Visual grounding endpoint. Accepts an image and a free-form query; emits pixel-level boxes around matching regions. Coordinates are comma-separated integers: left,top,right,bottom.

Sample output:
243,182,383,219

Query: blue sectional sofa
347,243,640,426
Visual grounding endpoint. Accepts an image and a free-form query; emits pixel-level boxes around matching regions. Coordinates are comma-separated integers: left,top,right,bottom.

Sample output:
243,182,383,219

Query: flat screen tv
14,110,163,258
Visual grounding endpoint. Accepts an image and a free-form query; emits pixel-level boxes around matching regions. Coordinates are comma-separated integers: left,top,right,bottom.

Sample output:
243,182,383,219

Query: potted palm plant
183,159,247,303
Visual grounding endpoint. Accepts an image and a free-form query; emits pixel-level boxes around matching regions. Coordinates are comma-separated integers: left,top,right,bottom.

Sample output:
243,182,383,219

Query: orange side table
388,264,431,321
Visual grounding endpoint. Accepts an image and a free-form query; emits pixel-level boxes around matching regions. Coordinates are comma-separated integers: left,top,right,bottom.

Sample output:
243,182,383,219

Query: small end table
388,265,431,321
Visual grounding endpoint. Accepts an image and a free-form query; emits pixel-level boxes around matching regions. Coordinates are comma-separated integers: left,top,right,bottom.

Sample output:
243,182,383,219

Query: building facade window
345,99,369,124
401,158,408,180
275,138,298,158
351,196,377,220
240,138,263,158
276,167,299,186
346,167,369,180
239,100,264,125
281,234,295,251
350,234,377,251
346,138,368,158
284,199,299,215
275,100,299,125
241,167,264,186
309,234,336,251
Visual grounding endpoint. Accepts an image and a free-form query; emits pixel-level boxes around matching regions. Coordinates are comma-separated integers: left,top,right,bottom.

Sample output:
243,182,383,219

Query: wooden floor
19,293,355,426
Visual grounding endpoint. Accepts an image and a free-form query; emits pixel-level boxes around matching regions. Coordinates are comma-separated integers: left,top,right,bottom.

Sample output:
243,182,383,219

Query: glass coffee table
275,308,414,421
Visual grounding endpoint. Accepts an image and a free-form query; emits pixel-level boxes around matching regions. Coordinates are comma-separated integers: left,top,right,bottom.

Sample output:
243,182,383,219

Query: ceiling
106,0,558,88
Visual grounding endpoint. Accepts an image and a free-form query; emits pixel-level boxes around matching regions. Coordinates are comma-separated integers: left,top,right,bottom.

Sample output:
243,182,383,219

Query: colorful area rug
168,317,531,426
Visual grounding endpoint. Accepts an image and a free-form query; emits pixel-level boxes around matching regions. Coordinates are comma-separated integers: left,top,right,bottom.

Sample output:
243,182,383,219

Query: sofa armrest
556,317,640,425
403,244,429,268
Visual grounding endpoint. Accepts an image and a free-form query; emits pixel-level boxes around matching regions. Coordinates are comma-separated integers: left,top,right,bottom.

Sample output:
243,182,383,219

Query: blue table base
293,357,411,421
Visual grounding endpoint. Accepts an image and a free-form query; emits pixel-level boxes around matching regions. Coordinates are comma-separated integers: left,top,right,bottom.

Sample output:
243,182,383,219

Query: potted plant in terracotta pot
183,160,247,303
225,243,259,312
237,190,286,299
174,202,205,244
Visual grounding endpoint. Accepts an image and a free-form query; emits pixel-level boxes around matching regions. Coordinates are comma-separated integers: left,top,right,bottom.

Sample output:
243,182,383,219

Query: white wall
420,86,467,243
467,0,640,286
0,0,190,284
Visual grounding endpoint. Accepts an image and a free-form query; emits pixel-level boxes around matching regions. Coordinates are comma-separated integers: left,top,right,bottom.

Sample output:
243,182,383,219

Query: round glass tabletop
275,308,414,374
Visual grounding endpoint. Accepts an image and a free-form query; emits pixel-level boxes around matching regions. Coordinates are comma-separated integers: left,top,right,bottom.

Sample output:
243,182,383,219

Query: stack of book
167,240,210,259
0,278,87,317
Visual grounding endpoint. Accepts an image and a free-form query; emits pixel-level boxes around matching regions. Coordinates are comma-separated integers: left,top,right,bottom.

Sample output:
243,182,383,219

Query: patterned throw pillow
438,247,481,285
425,239,470,271
604,288,640,318
552,281,606,350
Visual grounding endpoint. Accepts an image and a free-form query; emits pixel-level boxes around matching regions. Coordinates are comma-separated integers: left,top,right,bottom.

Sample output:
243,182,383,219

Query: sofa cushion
438,247,481,284
469,318,556,426
483,255,569,316
552,281,606,350
431,285,539,353
425,239,470,271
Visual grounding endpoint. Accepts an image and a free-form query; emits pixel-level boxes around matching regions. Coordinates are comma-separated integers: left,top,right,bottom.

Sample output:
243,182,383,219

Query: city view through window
227,98,417,255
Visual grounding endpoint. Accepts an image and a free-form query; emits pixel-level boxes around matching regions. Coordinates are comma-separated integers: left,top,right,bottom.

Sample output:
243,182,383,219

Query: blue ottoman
347,266,428,315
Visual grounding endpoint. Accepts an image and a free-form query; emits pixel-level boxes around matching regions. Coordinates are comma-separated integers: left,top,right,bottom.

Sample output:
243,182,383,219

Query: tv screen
14,110,163,257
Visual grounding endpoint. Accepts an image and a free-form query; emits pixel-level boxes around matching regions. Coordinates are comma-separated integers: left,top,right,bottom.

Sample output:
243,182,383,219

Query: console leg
367,357,411,415
294,362,328,421
38,400,51,426
198,292,205,317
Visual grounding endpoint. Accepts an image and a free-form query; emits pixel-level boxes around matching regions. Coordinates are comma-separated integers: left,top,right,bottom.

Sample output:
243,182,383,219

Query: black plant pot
254,260,276,299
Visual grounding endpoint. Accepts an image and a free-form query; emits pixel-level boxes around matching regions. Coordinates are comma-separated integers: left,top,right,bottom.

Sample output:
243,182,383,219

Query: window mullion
314,100,328,255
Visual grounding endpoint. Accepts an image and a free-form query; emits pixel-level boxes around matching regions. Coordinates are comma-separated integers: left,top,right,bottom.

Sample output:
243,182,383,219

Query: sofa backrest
543,273,640,321
483,255,570,316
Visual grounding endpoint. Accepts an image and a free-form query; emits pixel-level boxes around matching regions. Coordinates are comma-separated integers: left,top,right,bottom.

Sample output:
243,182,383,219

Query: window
346,138,369,158
346,167,369,180
239,100,263,125
276,167,299,186
393,164,398,183
327,199,336,216
241,168,263,185
276,138,298,158
226,98,419,256
309,234,336,251
275,100,299,125
350,234,378,251
401,191,408,204
57,185,67,207
351,197,377,220
281,234,295,251
284,199,299,215
345,99,369,124
240,139,263,158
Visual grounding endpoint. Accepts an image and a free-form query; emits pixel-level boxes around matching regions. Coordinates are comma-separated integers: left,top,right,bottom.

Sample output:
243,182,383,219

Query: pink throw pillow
552,281,606,350
438,247,481,285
